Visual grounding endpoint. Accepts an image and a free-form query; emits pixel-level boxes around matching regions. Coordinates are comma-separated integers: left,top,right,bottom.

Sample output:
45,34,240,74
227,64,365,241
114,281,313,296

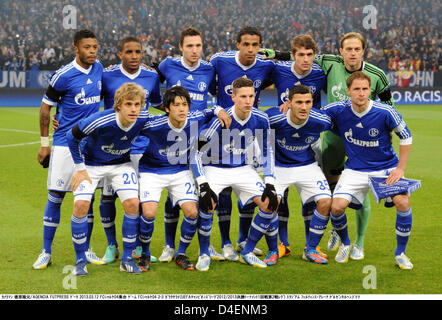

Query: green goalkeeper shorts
322,130,346,177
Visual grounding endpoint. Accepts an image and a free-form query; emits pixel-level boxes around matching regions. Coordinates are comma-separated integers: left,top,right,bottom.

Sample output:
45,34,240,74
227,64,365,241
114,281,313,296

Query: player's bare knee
73,200,91,217
141,202,157,219
122,198,139,215
316,198,332,215
331,198,347,215
393,194,410,211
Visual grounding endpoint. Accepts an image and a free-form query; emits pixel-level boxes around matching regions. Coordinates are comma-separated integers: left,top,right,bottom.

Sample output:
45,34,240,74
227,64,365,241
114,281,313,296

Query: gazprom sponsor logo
344,128,379,147
74,88,101,105
101,143,131,155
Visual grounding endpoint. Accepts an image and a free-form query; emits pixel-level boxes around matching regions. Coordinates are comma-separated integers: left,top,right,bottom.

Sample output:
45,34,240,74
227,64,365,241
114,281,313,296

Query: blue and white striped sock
265,213,279,252
71,214,88,263
138,215,154,256
122,213,139,261
177,215,198,255
395,208,412,256
197,210,213,256
307,210,330,250
43,192,64,254
330,211,350,246
243,209,273,255
99,196,117,247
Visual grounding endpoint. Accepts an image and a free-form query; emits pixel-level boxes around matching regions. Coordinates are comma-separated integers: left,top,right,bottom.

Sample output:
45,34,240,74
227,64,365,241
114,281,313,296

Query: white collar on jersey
291,62,312,79
116,112,137,132
167,117,188,132
286,109,308,129
181,57,200,71
119,64,141,80
231,105,252,125
235,51,257,70
73,58,93,74
351,100,373,118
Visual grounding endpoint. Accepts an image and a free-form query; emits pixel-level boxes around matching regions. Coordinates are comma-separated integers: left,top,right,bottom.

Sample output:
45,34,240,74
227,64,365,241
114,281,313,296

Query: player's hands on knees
279,100,290,114
71,170,92,192
198,182,217,212
38,147,51,168
385,168,404,185
217,109,232,129
261,184,278,212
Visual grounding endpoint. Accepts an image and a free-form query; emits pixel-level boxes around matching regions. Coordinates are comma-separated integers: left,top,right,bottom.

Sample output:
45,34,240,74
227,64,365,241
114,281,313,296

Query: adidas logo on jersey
356,122,364,128
186,75,194,80
121,136,128,140
86,78,93,84
292,133,300,138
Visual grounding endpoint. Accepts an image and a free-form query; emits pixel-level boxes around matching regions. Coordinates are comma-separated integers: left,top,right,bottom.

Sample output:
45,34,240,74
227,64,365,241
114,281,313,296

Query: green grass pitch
0,105,441,295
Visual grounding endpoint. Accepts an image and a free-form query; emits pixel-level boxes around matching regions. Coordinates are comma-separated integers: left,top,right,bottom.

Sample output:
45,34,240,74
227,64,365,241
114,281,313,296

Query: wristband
41,136,50,147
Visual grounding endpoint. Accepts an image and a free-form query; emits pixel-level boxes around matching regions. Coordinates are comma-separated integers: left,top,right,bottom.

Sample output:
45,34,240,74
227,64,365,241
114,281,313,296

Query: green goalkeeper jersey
314,54,394,105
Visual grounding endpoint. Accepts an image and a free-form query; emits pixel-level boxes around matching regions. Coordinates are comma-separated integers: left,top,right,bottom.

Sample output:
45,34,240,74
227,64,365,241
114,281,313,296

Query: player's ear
117,50,123,60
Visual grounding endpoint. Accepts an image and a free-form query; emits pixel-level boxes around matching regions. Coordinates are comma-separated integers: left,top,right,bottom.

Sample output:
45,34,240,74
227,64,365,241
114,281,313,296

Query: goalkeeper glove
258,48,293,61
198,182,218,212
261,183,278,212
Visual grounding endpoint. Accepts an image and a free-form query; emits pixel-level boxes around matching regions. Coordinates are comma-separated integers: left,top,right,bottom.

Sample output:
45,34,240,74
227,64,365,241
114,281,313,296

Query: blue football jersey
42,59,103,146
266,107,331,167
158,57,215,111
66,109,153,166
271,61,326,108
102,64,163,154
323,100,412,171
193,106,274,179
210,51,275,108
102,64,162,109
138,109,217,174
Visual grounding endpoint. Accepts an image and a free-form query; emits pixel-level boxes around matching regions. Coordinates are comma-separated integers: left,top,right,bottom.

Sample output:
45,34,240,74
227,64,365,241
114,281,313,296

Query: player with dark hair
33,29,104,269
191,78,278,270
209,26,275,261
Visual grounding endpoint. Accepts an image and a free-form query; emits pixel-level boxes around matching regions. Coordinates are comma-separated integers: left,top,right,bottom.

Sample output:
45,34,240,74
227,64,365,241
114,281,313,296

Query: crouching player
66,82,150,275
136,86,231,271
323,72,414,269
191,78,279,270
266,85,332,264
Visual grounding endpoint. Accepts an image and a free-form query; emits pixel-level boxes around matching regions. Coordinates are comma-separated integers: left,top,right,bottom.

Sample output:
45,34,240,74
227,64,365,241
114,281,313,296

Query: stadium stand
0,0,440,72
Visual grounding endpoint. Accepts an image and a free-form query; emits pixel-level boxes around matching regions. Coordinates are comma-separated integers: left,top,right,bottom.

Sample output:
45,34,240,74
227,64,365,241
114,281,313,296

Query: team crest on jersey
369,128,379,137
97,80,102,91
305,136,315,144
198,81,207,92
253,79,261,88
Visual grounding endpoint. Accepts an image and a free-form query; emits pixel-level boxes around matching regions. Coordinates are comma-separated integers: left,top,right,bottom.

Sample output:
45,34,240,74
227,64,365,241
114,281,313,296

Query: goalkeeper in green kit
260,32,395,260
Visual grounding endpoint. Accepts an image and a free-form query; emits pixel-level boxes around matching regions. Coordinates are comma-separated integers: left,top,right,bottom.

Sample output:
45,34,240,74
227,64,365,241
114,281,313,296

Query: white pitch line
0,128,53,148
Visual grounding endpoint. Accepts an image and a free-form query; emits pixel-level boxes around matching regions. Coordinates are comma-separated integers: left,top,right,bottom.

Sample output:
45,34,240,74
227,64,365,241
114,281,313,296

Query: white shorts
74,162,139,203
47,146,75,192
205,165,265,206
139,170,197,207
275,162,331,205
334,167,395,209
100,153,143,197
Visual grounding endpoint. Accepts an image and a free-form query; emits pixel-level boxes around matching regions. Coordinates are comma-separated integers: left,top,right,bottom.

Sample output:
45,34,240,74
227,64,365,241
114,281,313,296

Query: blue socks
330,211,350,246
138,215,154,256
265,213,279,252
164,196,180,249
307,210,330,250
238,201,256,243
177,215,198,255
395,208,412,256
197,210,213,256
43,192,64,254
243,209,273,255
99,196,117,247
217,189,232,247
71,214,88,263
121,213,139,261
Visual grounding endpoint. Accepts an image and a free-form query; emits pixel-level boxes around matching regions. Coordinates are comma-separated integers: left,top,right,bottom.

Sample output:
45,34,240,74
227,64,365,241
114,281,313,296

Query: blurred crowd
0,0,440,72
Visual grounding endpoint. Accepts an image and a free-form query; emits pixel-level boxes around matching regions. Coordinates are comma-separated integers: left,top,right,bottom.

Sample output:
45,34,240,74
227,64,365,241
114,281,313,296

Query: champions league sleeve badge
368,176,422,205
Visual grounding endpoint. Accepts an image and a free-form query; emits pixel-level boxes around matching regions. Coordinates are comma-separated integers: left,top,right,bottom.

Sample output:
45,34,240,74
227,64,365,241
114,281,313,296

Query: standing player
136,86,230,271
266,84,332,265
209,26,275,260
262,32,394,259
66,82,150,275
191,78,279,270
323,72,413,269
269,34,326,259
153,28,217,263
33,29,104,269
99,36,162,264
